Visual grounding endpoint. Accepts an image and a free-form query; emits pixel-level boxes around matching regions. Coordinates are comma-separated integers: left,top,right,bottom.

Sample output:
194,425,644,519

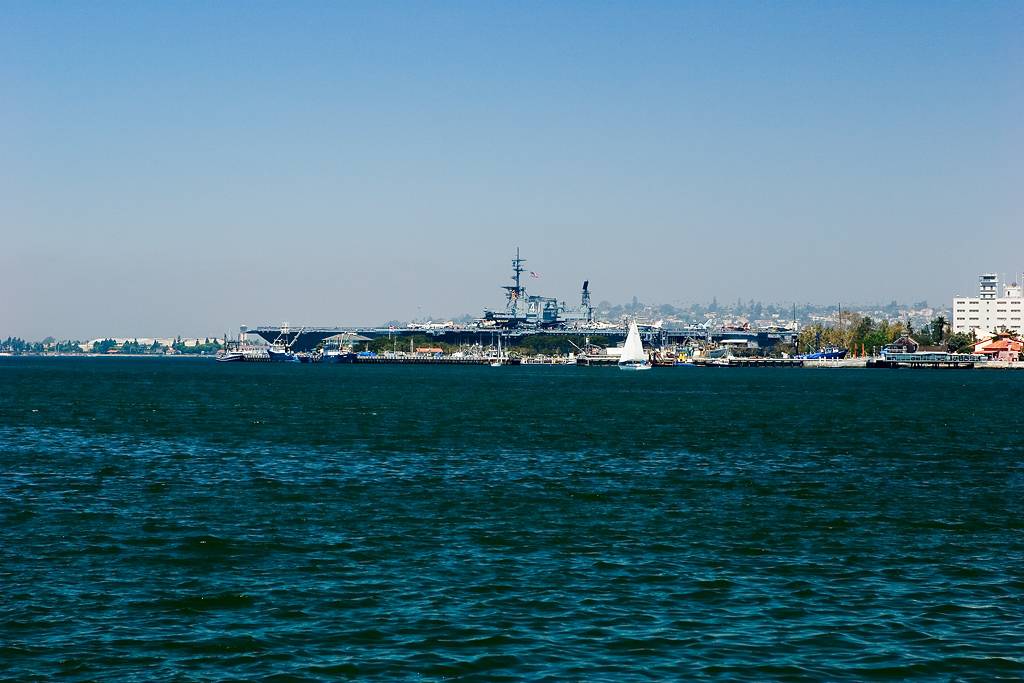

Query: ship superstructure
481,249,595,328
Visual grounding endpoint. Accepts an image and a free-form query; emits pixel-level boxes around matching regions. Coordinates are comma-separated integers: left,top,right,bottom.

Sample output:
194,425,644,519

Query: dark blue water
2,358,1023,680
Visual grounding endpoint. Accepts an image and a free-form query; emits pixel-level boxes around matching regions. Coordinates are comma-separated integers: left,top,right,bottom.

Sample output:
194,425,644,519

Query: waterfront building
952,273,1024,336
883,335,946,355
972,335,1023,362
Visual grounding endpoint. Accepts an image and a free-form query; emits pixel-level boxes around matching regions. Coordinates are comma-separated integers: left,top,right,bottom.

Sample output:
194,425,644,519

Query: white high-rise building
953,273,1024,336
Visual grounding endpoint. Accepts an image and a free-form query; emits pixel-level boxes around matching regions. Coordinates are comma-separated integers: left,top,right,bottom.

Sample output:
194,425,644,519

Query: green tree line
2,337,83,353
796,314,976,355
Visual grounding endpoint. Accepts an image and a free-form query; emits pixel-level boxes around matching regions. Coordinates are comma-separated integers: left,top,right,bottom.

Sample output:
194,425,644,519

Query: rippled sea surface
2,358,1023,681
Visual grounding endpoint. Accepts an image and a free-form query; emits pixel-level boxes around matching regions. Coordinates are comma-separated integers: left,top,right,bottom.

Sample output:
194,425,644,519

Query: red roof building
973,335,1023,362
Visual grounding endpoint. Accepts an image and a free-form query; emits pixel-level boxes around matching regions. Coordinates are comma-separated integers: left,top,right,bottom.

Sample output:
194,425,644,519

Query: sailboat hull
618,361,651,371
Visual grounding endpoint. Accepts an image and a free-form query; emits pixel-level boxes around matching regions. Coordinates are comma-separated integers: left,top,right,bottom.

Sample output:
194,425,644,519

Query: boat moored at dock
216,343,271,362
267,346,299,363
797,346,848,360
323,349,357,363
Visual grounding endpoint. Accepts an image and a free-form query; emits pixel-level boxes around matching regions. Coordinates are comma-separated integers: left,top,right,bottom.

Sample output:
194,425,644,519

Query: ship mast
502,247,526,318
581,280,593,322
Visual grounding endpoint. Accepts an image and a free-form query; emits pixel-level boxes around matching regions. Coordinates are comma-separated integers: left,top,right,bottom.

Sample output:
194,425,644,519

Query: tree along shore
795,314,976,356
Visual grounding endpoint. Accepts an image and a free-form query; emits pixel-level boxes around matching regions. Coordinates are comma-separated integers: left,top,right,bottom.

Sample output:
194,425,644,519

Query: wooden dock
575,355,619,366
693,357,804,368
353,356,507,365
867,351,984,369
866,358,976,369
802,358,869,368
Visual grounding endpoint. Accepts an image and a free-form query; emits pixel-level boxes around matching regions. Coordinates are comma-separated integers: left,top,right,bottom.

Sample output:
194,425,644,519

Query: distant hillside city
442,297,947,332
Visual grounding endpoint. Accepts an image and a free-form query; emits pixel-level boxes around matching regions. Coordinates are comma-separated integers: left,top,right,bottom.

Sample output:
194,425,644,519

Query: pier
867,351,985,369
693,357,804,368
353,355,503,365
867,358,978,369
802,358,868,368
575,355,619,366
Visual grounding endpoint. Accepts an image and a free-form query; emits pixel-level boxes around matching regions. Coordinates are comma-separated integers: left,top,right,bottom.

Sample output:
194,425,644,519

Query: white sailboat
618,320,651,370
490,334,504,367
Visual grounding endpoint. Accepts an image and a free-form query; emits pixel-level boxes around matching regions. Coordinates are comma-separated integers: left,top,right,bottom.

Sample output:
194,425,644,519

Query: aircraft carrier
244,249,797,352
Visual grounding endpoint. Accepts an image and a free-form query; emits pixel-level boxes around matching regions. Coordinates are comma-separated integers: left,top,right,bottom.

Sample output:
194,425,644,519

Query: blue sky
2,2,1021,338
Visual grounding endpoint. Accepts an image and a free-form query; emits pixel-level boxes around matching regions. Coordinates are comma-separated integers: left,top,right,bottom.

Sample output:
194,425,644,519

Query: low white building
953,273,1024,336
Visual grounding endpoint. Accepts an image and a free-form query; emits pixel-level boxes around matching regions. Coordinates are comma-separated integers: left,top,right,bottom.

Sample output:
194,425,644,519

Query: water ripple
1,360,1023,679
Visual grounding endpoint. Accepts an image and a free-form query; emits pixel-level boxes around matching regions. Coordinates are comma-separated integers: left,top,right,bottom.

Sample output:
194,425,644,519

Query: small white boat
491,334,504,367
618,320,651,371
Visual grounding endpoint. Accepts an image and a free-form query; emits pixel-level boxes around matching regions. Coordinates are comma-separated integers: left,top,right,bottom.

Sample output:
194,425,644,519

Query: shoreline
0,353,216,359
3,354,1023,369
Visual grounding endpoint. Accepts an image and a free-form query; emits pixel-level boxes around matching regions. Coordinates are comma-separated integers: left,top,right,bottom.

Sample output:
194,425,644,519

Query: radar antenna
581,280,593,322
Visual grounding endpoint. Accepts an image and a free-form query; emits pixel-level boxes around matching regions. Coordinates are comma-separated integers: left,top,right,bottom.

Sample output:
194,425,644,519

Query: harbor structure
866,334,986,368
953,273,1024,336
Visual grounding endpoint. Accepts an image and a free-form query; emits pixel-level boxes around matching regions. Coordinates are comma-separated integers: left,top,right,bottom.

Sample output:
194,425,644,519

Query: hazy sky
3,2,1021,339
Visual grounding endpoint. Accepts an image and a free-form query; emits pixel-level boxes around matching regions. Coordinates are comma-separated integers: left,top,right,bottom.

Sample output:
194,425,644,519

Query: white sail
491,334,503,366
619,320,647,364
